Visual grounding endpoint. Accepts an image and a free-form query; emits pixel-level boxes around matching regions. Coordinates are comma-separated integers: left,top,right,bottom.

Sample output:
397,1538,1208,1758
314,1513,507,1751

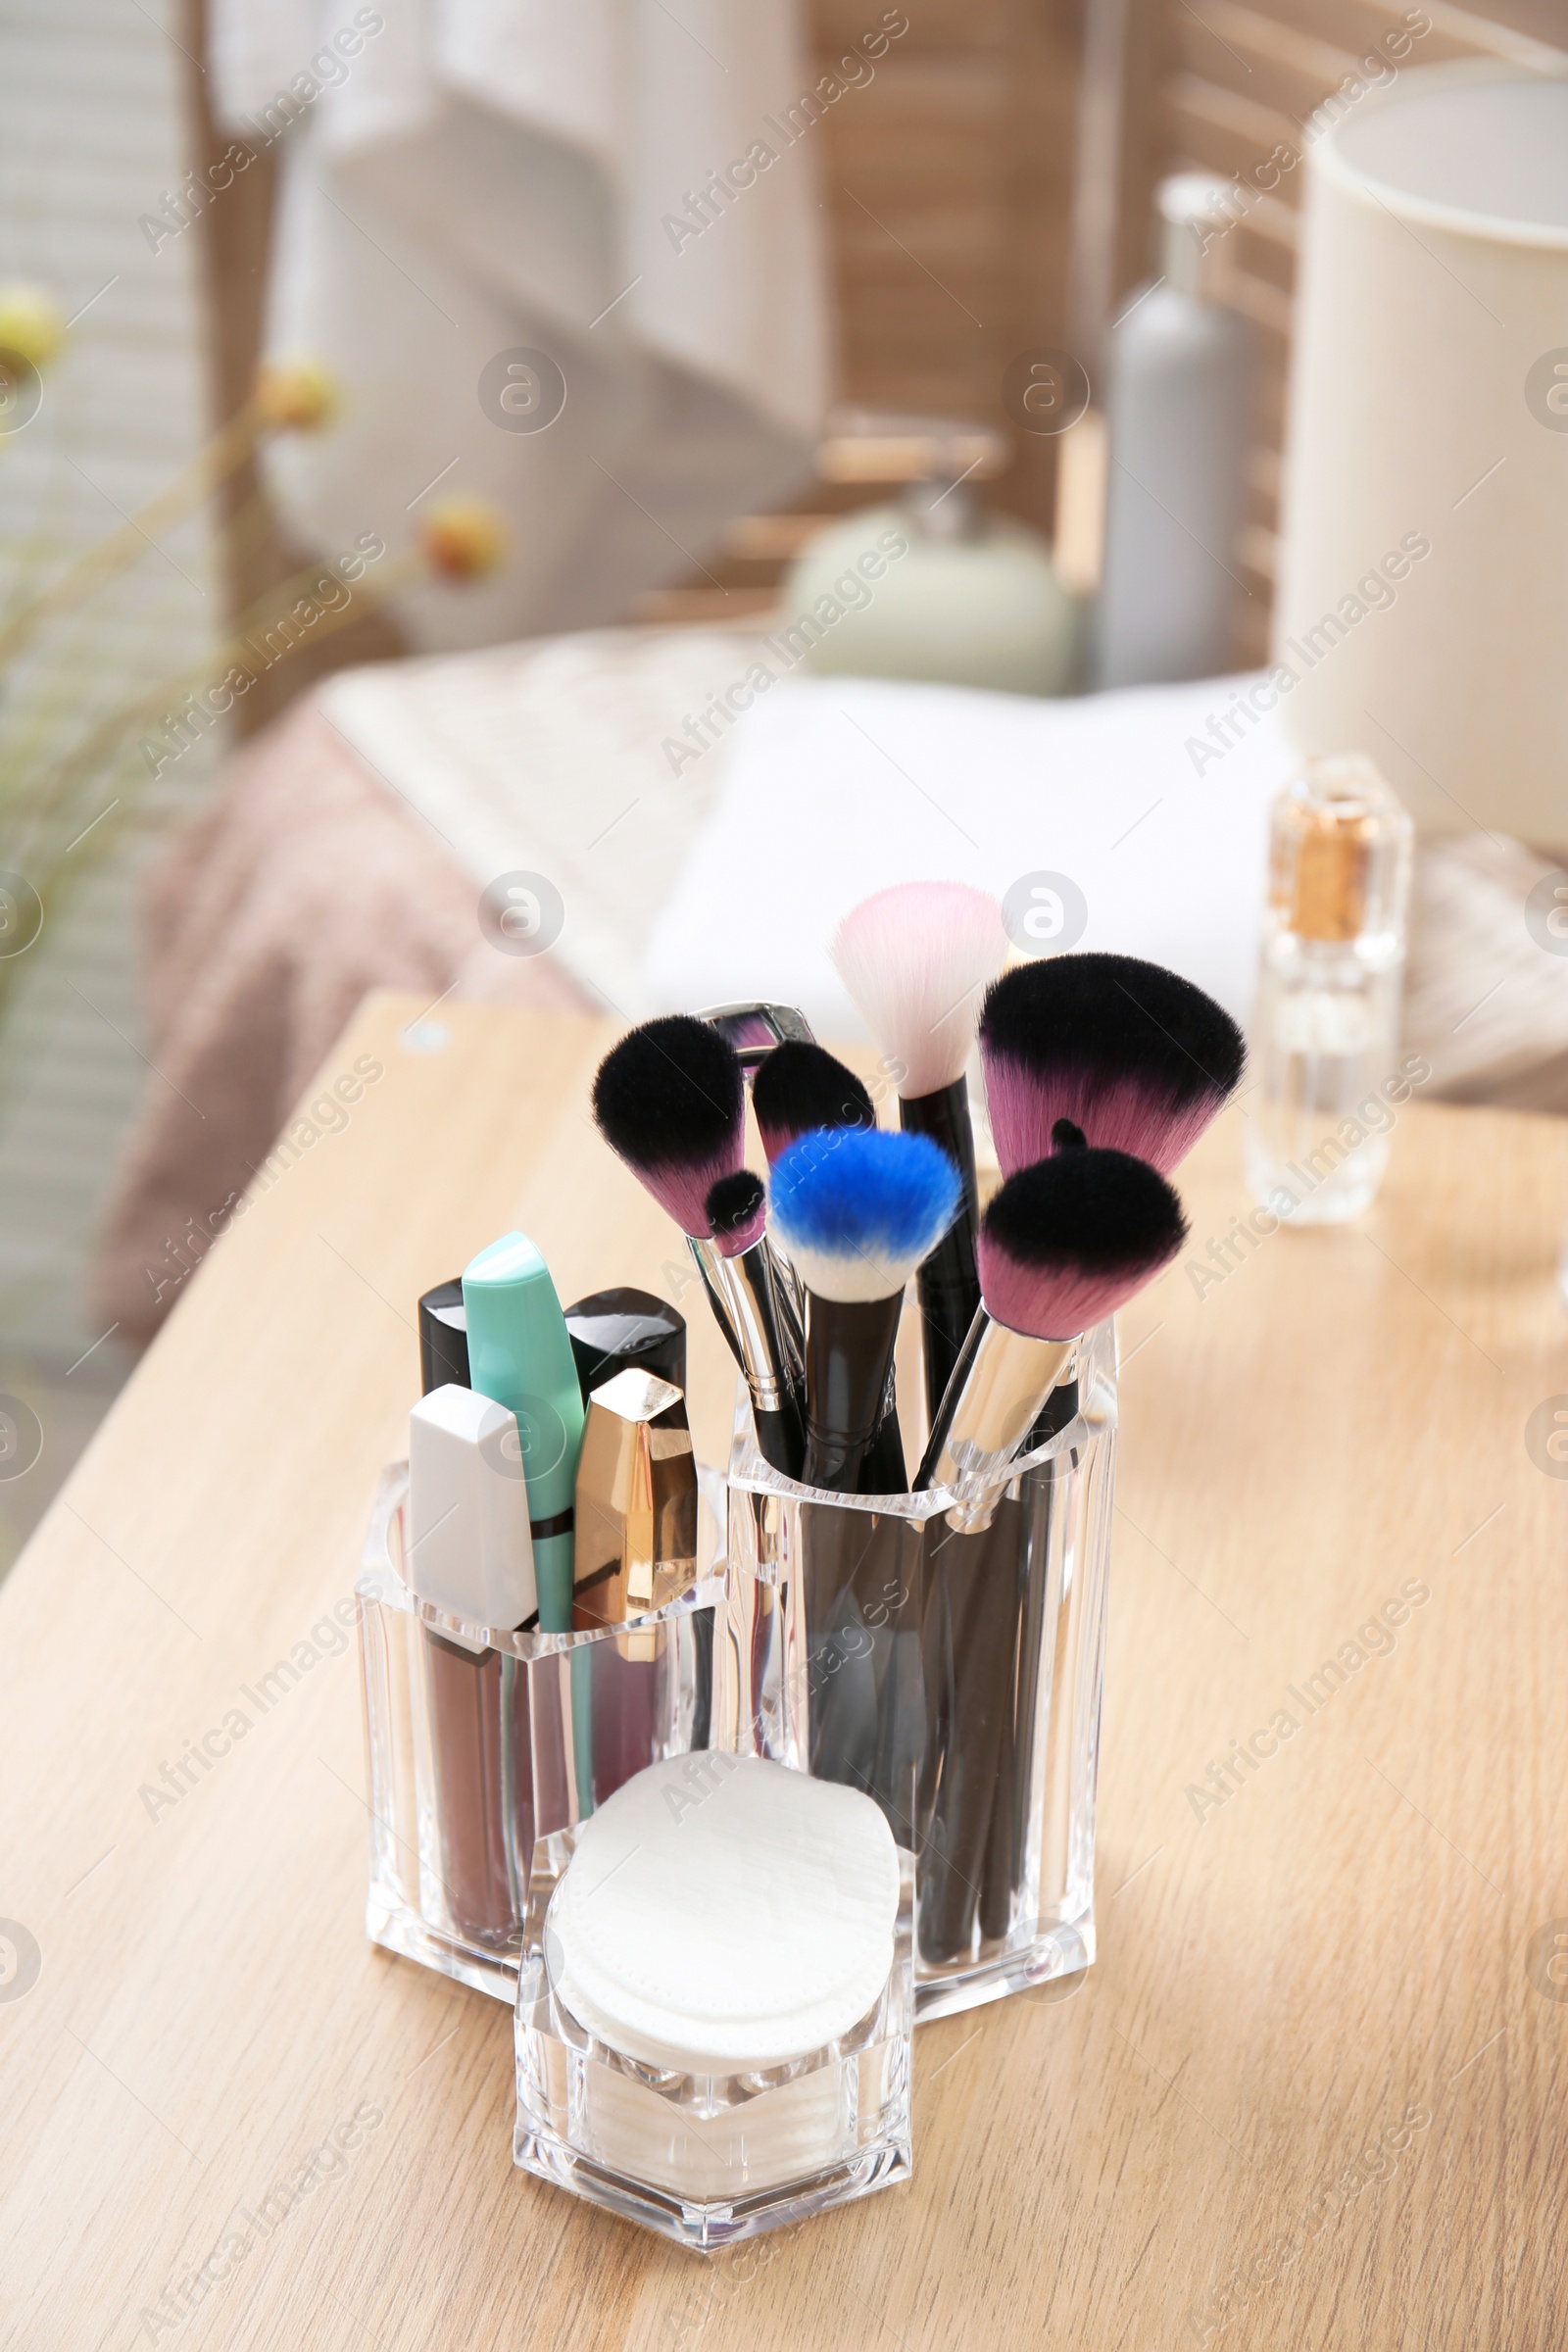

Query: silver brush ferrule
687,1236,794,1412
921,1312,1074,1531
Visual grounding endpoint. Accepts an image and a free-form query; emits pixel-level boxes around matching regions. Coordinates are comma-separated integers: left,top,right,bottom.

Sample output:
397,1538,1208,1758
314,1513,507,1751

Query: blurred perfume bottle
1246,755,1413,1224
1096,174,1253,688
782,413,1078,696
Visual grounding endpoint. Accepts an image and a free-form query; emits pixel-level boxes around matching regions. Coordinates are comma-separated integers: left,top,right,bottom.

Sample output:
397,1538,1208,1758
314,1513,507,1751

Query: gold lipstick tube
571,1370,699,1638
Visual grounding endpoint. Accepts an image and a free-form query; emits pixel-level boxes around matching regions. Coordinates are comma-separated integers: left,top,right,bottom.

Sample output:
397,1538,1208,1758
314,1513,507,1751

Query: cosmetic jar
514,1754,913,2249
717,1320,1116,2022
356,1463,721,2002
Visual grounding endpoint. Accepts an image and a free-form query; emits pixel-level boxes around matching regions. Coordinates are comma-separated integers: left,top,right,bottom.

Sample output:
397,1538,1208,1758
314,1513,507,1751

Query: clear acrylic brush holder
514,1826,913,2251
719,1323,1117,2023
356,1463,723,2003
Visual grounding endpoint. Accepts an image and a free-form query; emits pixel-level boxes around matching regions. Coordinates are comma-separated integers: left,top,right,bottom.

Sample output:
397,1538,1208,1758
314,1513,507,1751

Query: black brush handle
917,1502,1021,1966
861,1375,906,1494
900,1079,982,1427
803,1294,904,1494
754,1401,807,1480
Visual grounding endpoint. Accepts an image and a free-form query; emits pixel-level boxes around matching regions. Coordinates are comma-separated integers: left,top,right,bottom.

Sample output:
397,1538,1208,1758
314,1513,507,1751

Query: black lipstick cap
564,1288,686,1403
418,1278,469,1394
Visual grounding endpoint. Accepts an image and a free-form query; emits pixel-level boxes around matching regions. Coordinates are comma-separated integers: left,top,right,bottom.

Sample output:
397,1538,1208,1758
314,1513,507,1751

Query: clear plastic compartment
718,1323,1117,2022
356,1464,722,2002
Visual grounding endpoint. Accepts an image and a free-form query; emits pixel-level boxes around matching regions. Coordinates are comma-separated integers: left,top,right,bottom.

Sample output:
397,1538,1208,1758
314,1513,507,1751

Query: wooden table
3,992,1565,2349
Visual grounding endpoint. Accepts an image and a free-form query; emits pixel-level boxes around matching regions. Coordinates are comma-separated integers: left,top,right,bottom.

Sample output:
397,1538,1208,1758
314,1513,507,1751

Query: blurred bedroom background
0,0,1564,1567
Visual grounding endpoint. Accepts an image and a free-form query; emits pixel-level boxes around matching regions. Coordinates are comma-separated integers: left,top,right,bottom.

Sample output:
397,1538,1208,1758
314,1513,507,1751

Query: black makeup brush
918,1131,1188,1504
591,1016,804,1477
916,1135,1187,1964
831,883,1008,1433
752,1041,875,1166
979,952,1246,1177
695,1000,815,1077
762,1124,958,1835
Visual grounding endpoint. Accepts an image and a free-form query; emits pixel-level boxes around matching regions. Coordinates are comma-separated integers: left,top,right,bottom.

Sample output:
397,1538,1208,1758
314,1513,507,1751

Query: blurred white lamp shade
1275,64,1568,845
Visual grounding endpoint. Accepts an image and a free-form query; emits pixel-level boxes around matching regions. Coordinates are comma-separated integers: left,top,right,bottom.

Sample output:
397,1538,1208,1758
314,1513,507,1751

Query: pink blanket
93,697,589,1348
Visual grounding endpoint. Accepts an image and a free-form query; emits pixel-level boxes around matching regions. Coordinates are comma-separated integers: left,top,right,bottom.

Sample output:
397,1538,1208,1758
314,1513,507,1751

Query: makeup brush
752,1041,875,1166
767,1125,960,1494
918,1133,1188,1515
695,1000,815,1078
915,1135,1187,1963
979,951,1246,1177
592,1017,804,1478
830,883,1008,1429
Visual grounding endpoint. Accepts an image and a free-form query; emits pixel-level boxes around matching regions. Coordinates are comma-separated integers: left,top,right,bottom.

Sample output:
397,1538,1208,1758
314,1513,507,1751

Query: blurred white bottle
1096,173,1253,688
1245,755,1412,1224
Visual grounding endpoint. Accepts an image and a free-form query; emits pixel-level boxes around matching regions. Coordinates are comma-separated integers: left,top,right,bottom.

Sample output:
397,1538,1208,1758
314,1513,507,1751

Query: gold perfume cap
1270,754,1408,946
571,1370,697,1631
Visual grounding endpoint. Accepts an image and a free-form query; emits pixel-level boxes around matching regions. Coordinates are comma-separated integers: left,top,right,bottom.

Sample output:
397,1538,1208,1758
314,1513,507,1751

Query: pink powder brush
978,952,1246,1177
592,1017,803,1476
830,881,1008,1424
916,1124,1187,1519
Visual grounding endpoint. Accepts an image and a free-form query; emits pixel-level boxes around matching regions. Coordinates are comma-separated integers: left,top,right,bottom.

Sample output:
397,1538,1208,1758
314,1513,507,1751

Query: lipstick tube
564,1288,685,1400
572,1368,701,1818
418,1278,470,1393
571,1371,699,1635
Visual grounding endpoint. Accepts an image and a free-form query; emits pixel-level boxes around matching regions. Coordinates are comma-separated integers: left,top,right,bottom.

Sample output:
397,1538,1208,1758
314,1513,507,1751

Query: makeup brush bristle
592,1015,745,1237
978,1148,1187,1340
831,881,1007,1100
705,1168,768,1257
979,953,1246,1176
769,1127,961,1303
752,1041,874,1165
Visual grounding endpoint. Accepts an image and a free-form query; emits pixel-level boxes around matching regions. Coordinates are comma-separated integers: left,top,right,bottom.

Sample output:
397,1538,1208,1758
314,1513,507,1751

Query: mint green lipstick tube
463,1232,585,1632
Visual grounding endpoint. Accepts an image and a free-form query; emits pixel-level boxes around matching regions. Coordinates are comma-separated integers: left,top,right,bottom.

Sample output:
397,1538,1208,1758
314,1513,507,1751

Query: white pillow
645,668,1297,1036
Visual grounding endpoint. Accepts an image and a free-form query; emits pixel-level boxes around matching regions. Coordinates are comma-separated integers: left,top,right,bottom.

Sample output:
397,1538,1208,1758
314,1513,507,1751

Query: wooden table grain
2,992,1565,2351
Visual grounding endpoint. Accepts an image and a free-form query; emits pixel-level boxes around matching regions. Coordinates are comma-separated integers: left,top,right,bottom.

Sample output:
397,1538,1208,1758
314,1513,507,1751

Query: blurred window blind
0,0,220,1393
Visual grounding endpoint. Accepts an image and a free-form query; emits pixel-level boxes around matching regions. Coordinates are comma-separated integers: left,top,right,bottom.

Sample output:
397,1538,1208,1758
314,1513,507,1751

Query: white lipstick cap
408,1384,537,1635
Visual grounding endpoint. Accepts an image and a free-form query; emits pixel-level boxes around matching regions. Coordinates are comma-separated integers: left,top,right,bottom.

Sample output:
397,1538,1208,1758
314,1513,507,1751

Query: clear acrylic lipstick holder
718,1322,1117,2023
514,1832,914,2252
356,1463,722,2003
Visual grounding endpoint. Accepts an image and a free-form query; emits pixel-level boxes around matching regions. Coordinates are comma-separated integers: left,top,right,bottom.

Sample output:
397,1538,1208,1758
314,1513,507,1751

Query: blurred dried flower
0,284,67,370
253,357,338,433
419,496,509,582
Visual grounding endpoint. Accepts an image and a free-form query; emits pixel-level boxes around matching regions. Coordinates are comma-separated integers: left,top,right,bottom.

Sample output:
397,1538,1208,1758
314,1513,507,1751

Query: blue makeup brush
768,1127,960,1494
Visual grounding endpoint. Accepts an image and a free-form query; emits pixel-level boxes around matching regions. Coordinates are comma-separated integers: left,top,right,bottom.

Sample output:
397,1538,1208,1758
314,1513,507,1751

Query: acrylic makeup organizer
356,1463,722,2003
514,1827,913,2251
719,1321,1117,2022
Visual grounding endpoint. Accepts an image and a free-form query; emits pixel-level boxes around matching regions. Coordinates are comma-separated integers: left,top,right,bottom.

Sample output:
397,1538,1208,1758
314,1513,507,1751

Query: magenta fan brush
830,882,1008,1427
917,1128,1187,1516
979,951,1245,1178
752,1041,875,1167
592,1016,804,1476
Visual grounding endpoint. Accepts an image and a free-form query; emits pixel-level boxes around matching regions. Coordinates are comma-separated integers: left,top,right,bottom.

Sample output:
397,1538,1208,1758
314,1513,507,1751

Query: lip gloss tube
409,1384,538,1948
463,1232,585,1634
